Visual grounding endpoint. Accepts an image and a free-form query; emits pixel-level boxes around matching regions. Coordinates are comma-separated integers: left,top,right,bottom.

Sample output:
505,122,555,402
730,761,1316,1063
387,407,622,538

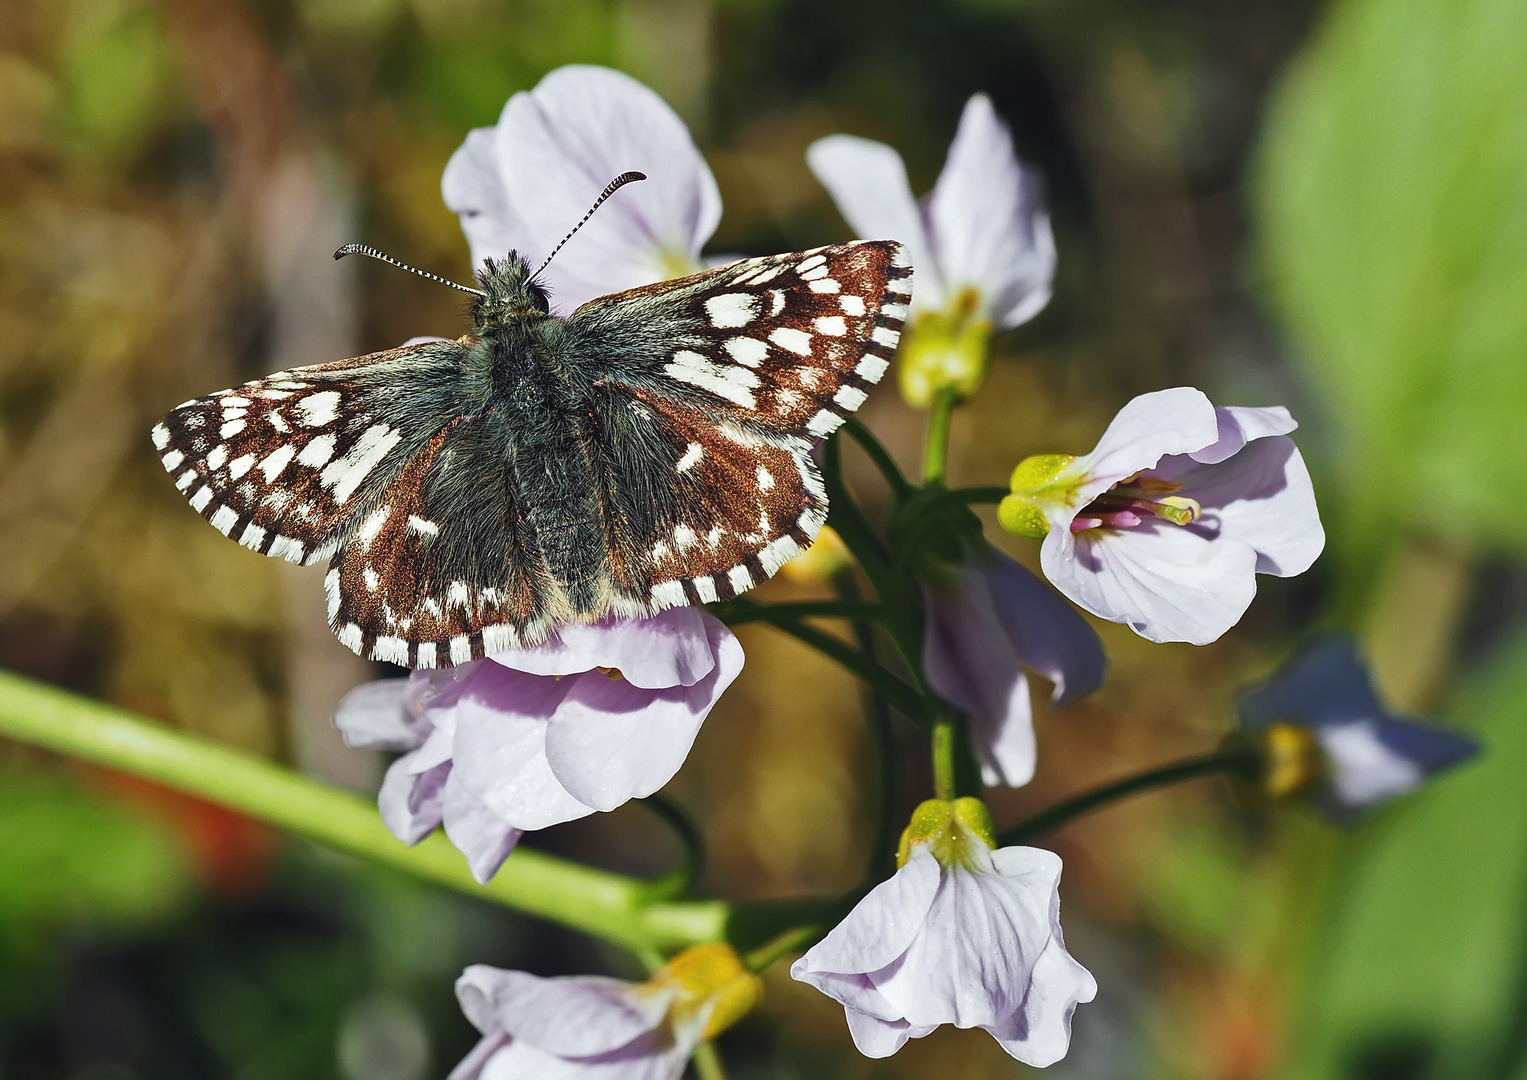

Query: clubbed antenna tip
534,171,648,278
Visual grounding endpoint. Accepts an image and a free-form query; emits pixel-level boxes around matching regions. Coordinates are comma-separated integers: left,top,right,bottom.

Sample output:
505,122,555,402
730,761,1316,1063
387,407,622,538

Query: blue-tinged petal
980,548,1105,708
1237,636,1386,732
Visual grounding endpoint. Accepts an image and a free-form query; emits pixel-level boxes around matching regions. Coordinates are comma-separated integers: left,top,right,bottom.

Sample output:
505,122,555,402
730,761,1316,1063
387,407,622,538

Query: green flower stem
839,571,901,888
921,388,960,486
638,792,705,900
842,416,913,499
743,922,829,973
996,749,1258,847
718,599,885,627
0,669,728,956
931,717,958,801
692,1042,728,1080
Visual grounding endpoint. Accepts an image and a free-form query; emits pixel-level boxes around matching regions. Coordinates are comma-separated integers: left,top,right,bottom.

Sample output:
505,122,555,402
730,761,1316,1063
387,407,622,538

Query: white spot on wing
856,355,889,382
692,576,719,603
357,504,392,549
871,325,900,348
728,565,754,594
297,434,336,469
227,454,255,480
270,535,306,562
210,505,239,534
259,443,297,482
676,442,704,473
296,391,342,427
664,350,759,409
321,424,401,504
239,522,266,551
814,316,847,337
189,486,214,512
416,642,437,668
808,278,840,294
372,636,408,664
705,293,759,328
724,337,769,368
840,295,866,316
673,524,698,551
449,635,473,664
651,580,686,607
757,466,774,491
325,569,340,620
769,327,813,356
834,386,868,410
151,424,171,450
161,450,184,471
206,444,228,471
407,515,439,537
337,623,363,651
219,418,246,439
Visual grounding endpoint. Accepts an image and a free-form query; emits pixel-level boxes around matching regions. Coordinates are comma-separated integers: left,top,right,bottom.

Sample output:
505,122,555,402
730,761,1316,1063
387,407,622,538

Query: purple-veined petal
442,126,530,268
874,850,1055,1031
377,754,449,845
843,1009,927,1058
451,685,596,830
441,768,523,883
542,623,743,811
1158,435,1325,577
1187,405,1297,465
922,570,1036,787
924,94,1055,329
489,609,725,689
794,847,942,977
1041,518,1260,645
807,134,943,308
1070,388,1220,506
333,679,421,751
486,971,672,1056
476,1038,687,1080
980,548,1106,707
491,65,720,312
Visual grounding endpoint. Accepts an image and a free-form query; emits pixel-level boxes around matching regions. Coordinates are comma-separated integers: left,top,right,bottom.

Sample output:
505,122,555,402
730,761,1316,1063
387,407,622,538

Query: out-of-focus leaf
1256,0,1527,565
1279,635,1527,1080
0,772,193,937
57,0,175,158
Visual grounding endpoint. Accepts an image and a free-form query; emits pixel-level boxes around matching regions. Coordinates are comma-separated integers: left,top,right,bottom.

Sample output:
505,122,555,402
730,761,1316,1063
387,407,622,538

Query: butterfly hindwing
151,340,471,565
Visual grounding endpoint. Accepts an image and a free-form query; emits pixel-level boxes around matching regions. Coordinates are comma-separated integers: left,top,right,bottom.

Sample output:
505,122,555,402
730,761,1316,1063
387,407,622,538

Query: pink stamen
1071,510,1142,532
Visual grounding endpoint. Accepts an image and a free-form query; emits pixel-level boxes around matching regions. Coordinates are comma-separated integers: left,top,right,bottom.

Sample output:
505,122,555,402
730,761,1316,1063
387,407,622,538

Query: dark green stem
639,792,705,899
837,570,900,886
842,416,913,498
997,749,1256,847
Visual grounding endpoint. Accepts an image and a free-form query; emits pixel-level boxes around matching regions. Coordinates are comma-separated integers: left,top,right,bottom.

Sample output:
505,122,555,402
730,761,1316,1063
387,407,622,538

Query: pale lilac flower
999,387,1325,645
922,546,1105,787
792,798,1095,1065
334,609,743,882
449,945,759,1080
808,93,1055,330
1238,636,1478,820
442,64,721,312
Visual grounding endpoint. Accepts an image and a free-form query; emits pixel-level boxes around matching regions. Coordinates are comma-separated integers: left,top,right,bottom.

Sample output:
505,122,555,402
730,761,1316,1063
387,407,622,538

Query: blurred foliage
1258,0,1527,582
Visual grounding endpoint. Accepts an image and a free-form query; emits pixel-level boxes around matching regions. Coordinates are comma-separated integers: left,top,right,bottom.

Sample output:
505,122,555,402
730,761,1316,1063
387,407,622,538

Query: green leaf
1256,0,1527,565
1279,636,1527,1080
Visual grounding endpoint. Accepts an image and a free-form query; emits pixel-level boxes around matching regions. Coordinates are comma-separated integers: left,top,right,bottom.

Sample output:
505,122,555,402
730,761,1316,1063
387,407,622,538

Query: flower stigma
898,287,995,408
896,797,998,870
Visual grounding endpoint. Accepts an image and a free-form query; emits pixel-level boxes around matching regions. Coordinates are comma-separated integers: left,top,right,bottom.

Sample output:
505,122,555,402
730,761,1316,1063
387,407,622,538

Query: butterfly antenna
534,171,647,278
333,243,487,297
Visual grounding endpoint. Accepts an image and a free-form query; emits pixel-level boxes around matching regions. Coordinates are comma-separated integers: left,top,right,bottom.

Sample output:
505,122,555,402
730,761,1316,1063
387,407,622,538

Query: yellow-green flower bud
652,943,761,1040
999,453,1078,538
896,797,998,870
998,495,1049,539
897,287,994,409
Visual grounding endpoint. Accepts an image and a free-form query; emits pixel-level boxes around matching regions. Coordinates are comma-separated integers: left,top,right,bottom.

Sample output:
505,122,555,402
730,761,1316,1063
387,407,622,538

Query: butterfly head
472,254,552,329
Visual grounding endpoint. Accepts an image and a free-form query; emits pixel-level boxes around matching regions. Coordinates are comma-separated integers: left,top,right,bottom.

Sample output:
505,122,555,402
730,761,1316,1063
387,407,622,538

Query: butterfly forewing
151,341,469,565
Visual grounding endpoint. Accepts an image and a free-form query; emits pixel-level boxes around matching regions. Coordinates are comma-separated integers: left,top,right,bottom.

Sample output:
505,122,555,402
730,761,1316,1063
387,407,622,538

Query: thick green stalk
930,718,958,801
921,388,959,486
0,669,727,955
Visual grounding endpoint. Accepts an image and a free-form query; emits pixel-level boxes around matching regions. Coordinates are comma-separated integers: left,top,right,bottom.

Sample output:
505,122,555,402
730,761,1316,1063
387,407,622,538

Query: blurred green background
1,0,1525,1076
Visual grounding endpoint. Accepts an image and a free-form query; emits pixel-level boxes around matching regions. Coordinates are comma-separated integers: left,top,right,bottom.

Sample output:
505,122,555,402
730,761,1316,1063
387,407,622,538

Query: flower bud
1221,723,1326,806
652,943,761,1040
999,453,1078,538
896,797,998,870
897,287,994,408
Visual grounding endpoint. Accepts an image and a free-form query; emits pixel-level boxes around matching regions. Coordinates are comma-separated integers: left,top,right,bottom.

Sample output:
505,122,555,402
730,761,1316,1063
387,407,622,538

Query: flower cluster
304,65,1476,1079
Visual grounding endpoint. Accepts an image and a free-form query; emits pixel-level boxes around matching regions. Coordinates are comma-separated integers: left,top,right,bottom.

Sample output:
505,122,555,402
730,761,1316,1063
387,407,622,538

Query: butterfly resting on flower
151,175,911,668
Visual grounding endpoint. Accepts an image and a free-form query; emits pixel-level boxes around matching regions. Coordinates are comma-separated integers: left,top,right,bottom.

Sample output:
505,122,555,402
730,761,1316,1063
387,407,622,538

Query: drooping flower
922,545,1105,787
807,94,1055,406
442,64,722,312
998,387,1325,645
792,798,1095,1064
449,944,759,1080
1234,636,1479,820
334,609,743,882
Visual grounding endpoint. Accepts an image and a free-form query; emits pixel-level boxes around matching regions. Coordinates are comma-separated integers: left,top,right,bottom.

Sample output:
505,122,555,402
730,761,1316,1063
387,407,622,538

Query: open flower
807,94,1054,406
792,798,1095,1064
998,387,1325,645
922,546,1105,787
449,944,759,1080
334,609,743,882
441,64,721,312
1234,636,1479,820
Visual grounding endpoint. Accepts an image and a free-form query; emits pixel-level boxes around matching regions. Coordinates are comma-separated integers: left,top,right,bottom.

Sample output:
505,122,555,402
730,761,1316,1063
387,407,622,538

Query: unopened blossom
442,64,721,312
922,545,1105,787
335,609,742,882
1234,636,1478,820
449,944,759,1080
998,387,1325,645
808,93,1054,406
793,798,1095,1064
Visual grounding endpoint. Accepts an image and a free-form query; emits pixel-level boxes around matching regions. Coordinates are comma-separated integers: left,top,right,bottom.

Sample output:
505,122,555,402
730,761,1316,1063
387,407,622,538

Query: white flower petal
1041,518,1259,645
795,848,942,976
441,768,523,883
1069,387,1220,508
1187,405,1297,465
807,134,943,307
448,1032,510,1080
494,65,720,311
1161,435,1325,577
377,754,448,845
924,94,1055,329
843,1009,928,1058
489,608,722,689
875,855,1054,1031
452,693,596,830
486,971,672,1056
442,126,529,268
1318,721,1426,807
333,679,420,751
479,1038,683,1080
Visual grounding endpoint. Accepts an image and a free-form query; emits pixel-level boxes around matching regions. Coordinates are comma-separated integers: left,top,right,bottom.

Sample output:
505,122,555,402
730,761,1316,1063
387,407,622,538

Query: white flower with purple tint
792,798,1095,1065
334,609,743,882
1237,636,1478,820
449,944,759,1080
999,387,1325,645
442,64,722,313
922,546,1105,787
807,94,1054,405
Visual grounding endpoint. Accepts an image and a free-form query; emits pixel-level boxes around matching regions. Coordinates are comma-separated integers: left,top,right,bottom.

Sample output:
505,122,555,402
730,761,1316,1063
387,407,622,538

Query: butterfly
152,180,911,668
